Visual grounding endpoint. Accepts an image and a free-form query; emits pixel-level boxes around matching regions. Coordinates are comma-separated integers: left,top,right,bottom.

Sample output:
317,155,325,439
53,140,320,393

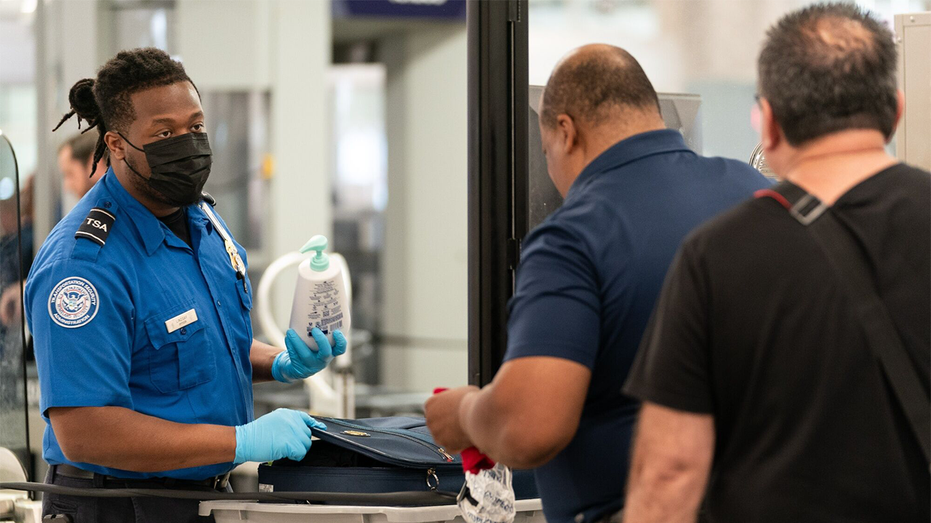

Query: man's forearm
622,404,714,523
459,385,504,459
49,406,236,473
458,385,558,469
250,338,282,383
622,463,706,523
457,388,494,453
452,359,589,469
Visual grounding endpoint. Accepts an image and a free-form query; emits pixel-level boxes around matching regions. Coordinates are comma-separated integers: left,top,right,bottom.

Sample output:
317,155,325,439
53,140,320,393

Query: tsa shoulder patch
75,207,116,246
47,277,100,328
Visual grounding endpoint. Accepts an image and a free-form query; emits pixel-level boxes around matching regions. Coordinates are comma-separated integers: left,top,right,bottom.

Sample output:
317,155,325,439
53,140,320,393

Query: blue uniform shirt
504,130,771,523
25,169,255,480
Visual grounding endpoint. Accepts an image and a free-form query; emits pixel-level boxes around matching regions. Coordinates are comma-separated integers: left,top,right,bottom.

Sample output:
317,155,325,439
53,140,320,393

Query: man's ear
555,114,577,155
759,98,782,152
891,89,905,141
103,131,126,162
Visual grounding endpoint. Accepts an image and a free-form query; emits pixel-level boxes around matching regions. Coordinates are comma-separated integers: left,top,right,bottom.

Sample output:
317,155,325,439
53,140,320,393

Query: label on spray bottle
300,279,344,338
290,235,351,349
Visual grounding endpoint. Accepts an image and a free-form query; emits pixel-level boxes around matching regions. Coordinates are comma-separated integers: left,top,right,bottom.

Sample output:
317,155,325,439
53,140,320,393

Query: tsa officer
25,48,345,523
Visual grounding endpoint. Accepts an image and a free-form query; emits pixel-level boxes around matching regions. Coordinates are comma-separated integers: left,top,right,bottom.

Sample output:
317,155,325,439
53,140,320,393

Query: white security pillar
380,27,469,391
177,0,332,328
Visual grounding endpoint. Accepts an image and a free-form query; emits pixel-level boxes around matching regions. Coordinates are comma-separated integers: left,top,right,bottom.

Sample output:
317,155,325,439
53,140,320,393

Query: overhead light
20,0,36,14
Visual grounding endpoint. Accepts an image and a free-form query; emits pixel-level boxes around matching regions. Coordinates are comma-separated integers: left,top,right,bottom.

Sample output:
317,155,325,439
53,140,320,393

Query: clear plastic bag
457,462,517,523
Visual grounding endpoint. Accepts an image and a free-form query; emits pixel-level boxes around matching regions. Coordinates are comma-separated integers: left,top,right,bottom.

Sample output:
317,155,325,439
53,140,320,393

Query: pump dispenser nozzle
299,235,330,272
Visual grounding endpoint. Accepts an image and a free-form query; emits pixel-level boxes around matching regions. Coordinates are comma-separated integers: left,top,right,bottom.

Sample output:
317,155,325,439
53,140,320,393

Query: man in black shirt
622,4,930,522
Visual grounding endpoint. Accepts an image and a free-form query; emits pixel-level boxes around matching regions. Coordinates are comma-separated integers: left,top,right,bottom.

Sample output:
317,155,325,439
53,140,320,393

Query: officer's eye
192,123,205,132
156,130,171,139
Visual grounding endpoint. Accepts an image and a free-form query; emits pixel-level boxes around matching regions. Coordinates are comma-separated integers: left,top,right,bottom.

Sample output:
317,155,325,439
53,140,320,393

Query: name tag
165,309,198,333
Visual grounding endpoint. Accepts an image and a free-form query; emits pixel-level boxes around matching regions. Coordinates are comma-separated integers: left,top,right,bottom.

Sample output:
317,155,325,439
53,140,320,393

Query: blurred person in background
0,174,34,329
0,174,35,406
58,132,107,201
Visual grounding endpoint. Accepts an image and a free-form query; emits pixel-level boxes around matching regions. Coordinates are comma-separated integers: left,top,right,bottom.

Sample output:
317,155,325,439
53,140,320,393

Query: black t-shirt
158,208,191,248
624,163,930,522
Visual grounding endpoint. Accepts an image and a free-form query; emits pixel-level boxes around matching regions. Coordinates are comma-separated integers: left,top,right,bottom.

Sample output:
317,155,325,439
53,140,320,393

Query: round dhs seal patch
48,277,99,328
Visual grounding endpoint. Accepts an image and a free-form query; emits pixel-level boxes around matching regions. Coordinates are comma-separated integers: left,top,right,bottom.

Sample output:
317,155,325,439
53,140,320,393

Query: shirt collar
567,129,694,199
187,201,214,234
101,168,209,256
101,168,165,255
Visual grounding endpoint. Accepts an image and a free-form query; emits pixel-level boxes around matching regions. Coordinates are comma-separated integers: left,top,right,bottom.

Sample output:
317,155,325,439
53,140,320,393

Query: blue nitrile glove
234,408,327,464
271,328,348,383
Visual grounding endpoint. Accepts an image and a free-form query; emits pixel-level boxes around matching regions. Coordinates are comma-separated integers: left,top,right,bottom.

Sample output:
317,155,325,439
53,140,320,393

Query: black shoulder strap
757,183,931,465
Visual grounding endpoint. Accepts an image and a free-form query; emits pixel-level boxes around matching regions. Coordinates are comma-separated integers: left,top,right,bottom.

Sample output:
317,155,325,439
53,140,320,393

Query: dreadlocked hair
52,47,196,177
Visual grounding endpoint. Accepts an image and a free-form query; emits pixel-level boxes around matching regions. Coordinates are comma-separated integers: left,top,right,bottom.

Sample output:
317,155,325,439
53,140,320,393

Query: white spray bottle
289,235,351,349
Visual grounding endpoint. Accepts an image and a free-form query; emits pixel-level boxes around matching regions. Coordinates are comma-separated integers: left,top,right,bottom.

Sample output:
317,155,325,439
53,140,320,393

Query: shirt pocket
236,276,253,312
235,275,254,341
144,303,215,393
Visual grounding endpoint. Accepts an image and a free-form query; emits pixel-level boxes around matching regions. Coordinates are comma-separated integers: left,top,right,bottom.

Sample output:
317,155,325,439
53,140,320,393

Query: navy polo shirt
504,129,770,523
25,169,255,480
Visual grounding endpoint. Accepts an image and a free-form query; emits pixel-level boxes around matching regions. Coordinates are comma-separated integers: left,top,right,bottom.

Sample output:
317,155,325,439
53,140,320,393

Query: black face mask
120,132,212,207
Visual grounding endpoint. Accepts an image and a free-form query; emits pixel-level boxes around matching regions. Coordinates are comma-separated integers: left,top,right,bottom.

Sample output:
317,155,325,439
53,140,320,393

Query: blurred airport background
0,0,928,483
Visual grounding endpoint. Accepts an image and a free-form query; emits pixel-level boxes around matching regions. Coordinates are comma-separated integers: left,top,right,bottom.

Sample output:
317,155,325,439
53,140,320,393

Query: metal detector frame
466,0,528,386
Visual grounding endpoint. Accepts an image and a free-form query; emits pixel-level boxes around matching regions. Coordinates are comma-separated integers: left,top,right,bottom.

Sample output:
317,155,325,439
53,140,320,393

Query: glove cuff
271,351,294,383
233,424,248,464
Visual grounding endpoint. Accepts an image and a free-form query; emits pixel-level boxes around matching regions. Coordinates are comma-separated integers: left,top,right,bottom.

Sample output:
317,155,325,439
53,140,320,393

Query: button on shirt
503,130,771,523
25,169,255,480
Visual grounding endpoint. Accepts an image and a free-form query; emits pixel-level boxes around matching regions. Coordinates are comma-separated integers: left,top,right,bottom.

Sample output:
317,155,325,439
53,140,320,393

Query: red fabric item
461,447,496,474
754,188,792,209
432,388,497,474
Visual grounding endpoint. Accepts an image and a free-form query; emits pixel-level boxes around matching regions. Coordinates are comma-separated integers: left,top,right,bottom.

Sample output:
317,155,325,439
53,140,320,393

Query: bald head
539,44,660,129
536,45,666,197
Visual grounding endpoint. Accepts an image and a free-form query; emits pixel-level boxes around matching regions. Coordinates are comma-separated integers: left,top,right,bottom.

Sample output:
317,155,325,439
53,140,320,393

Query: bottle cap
300,235,330,272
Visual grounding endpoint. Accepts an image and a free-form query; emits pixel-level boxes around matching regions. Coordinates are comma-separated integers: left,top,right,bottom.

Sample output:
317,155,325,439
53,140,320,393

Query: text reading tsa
86,217,109,232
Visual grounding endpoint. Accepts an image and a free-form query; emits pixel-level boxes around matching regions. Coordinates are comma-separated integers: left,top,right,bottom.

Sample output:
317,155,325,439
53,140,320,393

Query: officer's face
105,82,206,206
110,82,206,181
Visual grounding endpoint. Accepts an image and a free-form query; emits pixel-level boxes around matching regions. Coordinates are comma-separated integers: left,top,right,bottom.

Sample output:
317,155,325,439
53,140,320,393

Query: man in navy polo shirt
425,44,770,523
